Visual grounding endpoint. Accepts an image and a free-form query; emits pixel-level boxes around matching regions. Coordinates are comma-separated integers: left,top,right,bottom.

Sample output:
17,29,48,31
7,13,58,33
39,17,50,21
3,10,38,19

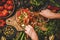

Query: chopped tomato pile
16,8,32,25
16,8,49,29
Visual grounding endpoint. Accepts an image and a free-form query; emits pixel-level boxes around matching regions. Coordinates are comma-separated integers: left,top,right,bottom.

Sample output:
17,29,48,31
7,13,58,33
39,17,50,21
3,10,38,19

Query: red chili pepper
2,0,6,3
0,20,6,28
47,5,60,10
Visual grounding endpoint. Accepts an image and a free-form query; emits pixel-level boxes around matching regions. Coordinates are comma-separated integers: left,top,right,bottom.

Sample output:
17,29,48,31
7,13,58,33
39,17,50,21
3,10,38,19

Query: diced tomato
17,11,21,17
53,7,60,10
16,8,32,25
22,8,30,14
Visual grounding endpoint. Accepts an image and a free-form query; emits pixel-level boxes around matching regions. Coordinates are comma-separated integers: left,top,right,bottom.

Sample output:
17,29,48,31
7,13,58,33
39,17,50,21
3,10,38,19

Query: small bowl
0,0,15,19
2,25,17,39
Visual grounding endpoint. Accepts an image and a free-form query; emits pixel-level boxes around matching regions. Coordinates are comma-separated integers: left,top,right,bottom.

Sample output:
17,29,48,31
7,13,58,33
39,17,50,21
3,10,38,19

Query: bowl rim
0,0,15,19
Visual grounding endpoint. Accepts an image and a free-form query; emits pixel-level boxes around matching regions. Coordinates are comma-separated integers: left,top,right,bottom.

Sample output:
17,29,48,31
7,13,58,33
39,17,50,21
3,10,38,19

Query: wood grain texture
6,14,23,31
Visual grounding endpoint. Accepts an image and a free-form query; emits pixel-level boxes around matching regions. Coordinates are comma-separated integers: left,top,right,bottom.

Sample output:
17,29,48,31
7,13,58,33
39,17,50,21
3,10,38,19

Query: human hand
40,9,56,19
25,25,38,40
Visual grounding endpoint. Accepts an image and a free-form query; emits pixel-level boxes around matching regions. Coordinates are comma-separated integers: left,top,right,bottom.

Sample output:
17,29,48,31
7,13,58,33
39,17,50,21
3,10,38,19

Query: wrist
54,13,60,19
32,36,38,40
31,32,38,40
48,13,57,19
52,13,57,19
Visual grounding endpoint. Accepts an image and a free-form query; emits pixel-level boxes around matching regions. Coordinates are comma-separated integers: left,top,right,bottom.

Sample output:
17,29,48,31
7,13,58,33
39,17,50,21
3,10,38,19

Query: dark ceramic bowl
2,25,17,39
0,0,15,19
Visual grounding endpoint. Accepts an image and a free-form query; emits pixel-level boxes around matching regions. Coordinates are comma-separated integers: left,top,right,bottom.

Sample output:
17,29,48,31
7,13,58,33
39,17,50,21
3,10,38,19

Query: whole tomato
2,9,9,17
4,4,13,10
0,12,3,17
7,5,13,10
0,6,3,11
16,8,31,25
4,4,8,9
7,0,13,5
0,19,6,28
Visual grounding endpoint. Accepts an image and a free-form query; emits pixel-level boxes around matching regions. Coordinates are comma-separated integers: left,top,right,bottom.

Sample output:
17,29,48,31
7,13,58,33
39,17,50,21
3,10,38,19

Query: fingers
40,9,52,15
25,25,33,30
25,25,34,33
25,25,33,36
40,9,47,14
24,25,38,40
41,9,49,12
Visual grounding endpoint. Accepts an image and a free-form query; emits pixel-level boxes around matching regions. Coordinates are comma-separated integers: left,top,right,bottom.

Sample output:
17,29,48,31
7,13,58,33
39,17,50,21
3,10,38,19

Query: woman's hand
39,9,56,19
25,25,38,40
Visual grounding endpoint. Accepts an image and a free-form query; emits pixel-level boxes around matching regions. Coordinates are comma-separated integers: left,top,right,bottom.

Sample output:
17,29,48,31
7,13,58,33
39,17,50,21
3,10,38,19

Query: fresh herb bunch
30,0,47,6
34,19,60,40
50,0,60,7
17,0,48,11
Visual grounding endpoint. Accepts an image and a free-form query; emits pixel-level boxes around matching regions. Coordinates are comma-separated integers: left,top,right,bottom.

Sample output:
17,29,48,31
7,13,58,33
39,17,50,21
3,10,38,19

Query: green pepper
16,32,23,40
20,33,25,40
